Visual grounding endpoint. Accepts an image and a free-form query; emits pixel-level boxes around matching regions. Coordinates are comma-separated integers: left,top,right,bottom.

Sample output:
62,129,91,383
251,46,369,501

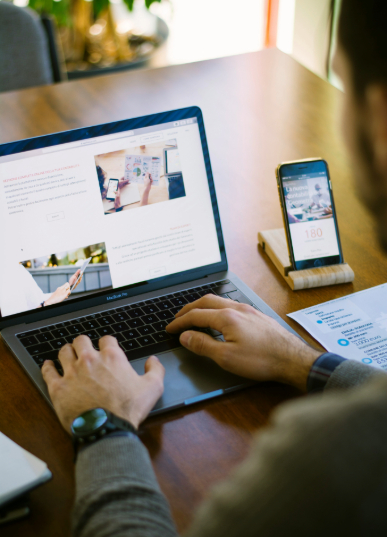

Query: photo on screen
284,176,333,224
0,242,112,318
94,139,186,215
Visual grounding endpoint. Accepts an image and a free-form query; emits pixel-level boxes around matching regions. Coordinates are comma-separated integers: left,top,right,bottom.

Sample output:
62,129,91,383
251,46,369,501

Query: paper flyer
124,155,161,186
288,283,387,370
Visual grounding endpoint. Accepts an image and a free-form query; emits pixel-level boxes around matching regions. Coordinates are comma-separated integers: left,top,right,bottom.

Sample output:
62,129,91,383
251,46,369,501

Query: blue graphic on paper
287,284,387,371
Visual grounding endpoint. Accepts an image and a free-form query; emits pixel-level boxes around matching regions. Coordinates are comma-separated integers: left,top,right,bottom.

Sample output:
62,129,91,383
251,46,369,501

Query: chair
0,1,64,92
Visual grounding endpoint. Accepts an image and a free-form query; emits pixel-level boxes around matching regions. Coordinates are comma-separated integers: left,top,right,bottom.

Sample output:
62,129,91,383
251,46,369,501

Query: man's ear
366,85,387,176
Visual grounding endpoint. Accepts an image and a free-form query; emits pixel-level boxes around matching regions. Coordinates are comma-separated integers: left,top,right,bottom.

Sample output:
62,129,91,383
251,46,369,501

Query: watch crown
88,435,97,442
100,429,106,436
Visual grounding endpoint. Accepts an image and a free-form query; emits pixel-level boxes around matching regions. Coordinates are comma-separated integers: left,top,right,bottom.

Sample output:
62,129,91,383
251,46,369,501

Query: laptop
0,106,298,415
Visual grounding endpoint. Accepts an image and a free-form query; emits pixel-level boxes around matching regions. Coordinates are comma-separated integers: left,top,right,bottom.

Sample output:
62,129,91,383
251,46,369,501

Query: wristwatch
71,408,138,452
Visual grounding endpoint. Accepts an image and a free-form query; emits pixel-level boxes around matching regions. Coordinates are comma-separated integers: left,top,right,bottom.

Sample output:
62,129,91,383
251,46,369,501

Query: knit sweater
72,360,387,537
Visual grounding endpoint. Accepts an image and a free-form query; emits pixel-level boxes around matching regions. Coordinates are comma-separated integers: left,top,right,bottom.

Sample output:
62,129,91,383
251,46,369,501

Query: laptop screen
0,110,224,321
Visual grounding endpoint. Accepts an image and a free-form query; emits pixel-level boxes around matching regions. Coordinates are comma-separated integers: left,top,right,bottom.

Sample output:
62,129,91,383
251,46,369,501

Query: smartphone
70,257,92,292
106,178,119,201
276,158,343,270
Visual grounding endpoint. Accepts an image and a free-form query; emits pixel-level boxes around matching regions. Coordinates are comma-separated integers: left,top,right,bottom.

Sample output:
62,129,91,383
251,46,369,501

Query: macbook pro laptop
0,106,298,415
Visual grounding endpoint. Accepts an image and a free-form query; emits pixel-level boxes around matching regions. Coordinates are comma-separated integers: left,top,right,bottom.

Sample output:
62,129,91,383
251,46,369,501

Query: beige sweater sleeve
184,372,387,537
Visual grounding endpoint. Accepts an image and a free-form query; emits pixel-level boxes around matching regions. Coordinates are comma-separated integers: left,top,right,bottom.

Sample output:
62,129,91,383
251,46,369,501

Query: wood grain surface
1,48,386,536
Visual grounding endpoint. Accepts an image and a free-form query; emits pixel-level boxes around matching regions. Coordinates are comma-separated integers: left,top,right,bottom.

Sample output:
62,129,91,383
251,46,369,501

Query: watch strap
72,409,138,459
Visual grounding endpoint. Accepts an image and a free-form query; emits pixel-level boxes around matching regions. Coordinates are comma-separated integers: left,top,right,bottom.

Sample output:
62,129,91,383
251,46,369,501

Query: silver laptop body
0,107,298,414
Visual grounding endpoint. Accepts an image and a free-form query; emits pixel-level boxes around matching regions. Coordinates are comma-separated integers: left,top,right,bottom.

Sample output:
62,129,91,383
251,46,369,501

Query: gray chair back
0,1,53,92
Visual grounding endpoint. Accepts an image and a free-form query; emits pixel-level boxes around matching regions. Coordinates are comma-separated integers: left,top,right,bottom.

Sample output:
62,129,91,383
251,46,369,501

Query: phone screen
278,160,343,270
106,179,119,200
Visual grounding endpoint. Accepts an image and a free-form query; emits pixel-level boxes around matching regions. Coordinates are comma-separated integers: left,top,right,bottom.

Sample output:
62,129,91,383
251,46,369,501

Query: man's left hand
42,335,165,433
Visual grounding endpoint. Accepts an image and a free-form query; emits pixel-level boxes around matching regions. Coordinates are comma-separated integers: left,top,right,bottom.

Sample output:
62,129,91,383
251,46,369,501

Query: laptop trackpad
130,346,248,412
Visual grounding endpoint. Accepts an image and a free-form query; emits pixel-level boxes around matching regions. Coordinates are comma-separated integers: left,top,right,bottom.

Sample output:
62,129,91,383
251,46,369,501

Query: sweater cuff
307,353,347,393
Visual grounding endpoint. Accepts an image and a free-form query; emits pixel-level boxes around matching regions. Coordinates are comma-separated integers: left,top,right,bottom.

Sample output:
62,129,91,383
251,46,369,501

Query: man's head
335,0,387,250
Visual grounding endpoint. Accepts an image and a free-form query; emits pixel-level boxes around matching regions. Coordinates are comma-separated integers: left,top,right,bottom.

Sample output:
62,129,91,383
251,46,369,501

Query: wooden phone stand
257,228,354,291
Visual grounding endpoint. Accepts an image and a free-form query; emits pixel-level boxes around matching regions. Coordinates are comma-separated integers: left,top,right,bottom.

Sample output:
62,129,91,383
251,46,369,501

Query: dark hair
338,0,387,97
96,165,106,195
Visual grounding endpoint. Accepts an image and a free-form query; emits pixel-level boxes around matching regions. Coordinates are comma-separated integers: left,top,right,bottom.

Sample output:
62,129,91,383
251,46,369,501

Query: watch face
72,408,108,435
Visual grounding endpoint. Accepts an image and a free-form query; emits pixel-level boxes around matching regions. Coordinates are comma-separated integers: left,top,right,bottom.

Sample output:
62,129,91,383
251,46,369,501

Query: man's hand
166,295,320,392
42,336,165,433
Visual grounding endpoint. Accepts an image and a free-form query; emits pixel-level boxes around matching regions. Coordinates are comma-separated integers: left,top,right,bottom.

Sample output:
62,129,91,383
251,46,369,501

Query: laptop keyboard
16,280,257,375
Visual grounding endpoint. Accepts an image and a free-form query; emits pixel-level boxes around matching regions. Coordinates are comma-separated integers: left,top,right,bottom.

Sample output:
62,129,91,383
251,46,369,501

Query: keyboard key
127,318,144,329
27,342,53,355
122,328,140,340
185,293,201,303
156,310,174,321
153,321,167,332
17,330,40,338
198,289,215,297
52,328,70,339
122,340,141,352
67,325,84,335
137,335,156,347
114,332,126,343
170,307,181,316
226,290,252,305
83,320,100,330
138,325,155,336
158,300,173,310
128,308,144,319
85,314,98,321
153,331,172,342
142,305,160,315
40,326,51,332
99,315,114,326
33,350,58,365
112,312,129,323
51,338,67,350
54,323,65,329
111,322,129,333
213,282,237,295
36,332,54,343
142,314,158,324
96,326,115,337
82,330,98,340
137,301,145,307
171,296,188,307
20,335,39,347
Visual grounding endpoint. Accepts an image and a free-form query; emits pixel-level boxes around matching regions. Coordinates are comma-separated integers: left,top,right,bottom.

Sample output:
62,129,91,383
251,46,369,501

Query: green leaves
26,0,162,25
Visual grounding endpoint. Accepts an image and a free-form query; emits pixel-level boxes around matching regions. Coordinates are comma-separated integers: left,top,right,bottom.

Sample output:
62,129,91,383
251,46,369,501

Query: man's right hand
166,295,321,391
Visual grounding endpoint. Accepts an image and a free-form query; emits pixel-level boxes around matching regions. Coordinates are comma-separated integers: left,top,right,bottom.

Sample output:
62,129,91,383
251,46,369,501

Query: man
42,1,387,535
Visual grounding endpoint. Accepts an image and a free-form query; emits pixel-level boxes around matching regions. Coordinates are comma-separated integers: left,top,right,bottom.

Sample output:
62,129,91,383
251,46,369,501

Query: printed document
288,283,387,370
124,155,161,185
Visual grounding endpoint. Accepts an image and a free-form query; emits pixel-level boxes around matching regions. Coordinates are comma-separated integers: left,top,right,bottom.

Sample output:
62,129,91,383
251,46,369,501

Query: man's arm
41,336,177,537
167,295,386,392
73,435,177,537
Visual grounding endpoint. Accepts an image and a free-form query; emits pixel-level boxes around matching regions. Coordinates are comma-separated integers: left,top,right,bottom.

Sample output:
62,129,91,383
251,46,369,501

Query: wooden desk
1,48,386,536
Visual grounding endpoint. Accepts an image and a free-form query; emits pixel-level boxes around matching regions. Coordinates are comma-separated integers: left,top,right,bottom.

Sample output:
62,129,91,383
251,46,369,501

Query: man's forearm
72,435,177,537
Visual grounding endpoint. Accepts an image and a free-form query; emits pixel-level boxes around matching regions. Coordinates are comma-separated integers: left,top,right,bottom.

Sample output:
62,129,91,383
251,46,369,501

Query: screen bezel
277,158,344,271
0,106,227,330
